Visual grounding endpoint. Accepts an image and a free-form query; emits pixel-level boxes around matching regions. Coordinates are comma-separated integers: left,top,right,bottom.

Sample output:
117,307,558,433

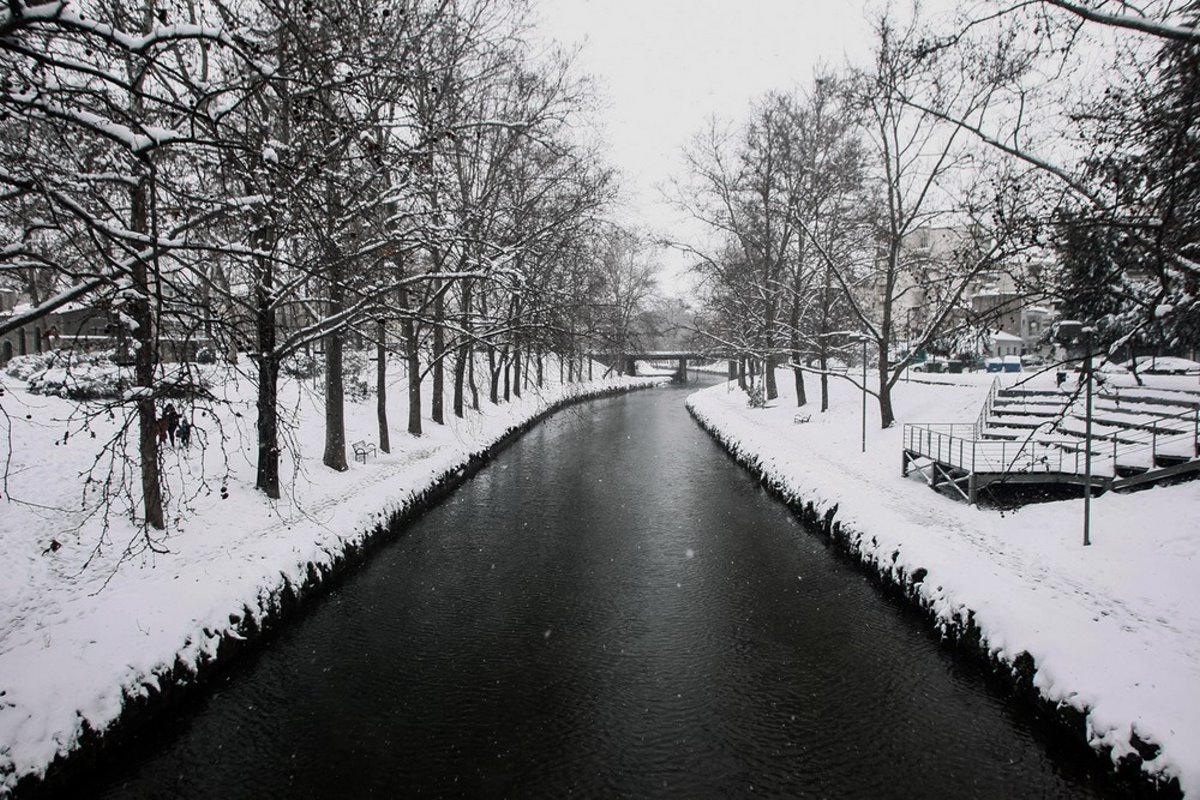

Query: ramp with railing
902,379,1200,503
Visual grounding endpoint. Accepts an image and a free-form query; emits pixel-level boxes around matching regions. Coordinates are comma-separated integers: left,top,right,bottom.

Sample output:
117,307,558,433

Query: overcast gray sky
529,0,988,298
532,0,893,292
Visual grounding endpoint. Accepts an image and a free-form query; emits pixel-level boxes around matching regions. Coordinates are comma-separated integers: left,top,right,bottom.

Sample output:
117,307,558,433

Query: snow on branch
1,1,240,54
1041,0,1200,43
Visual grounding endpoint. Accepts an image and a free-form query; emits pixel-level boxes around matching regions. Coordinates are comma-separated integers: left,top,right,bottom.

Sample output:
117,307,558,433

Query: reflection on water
96,382,1117,799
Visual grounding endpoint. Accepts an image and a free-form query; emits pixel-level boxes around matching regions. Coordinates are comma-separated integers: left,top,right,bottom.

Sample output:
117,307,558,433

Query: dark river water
93,381,1120,799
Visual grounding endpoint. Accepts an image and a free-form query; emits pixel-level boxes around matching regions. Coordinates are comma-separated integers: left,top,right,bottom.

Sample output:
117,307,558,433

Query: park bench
352,440,377,463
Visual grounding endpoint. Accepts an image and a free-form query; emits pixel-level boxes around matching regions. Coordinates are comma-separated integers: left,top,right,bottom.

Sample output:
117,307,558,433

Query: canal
94,381,1118,798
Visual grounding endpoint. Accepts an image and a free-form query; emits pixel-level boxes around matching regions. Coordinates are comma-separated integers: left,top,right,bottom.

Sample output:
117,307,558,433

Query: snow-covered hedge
27,361,132,400
4,351,72,381
9,350,209,401
7,350,128,400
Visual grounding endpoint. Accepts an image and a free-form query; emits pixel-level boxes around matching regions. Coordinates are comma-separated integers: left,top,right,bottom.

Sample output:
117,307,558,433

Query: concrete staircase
902,378,1200,504
980,383,1200,488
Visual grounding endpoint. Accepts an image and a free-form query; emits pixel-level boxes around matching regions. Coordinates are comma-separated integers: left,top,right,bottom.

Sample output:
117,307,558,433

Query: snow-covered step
990,405,1068,419
992,396,1070,409
1088,412,1191,436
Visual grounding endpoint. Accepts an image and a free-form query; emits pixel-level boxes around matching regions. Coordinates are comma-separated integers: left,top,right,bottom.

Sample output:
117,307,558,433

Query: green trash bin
947,360,964,374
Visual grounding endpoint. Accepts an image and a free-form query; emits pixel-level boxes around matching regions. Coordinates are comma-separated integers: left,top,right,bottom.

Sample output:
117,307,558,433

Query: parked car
1020,353,1046,367
912,358,947,373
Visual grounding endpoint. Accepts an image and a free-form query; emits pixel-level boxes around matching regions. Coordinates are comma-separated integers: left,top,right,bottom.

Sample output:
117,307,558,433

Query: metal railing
905,404,1200,478
974,377,1002,437
905,423,1088,475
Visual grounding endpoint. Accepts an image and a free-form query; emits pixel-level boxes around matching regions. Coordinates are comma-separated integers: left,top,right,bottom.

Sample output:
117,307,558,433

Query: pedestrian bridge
589,351,731,382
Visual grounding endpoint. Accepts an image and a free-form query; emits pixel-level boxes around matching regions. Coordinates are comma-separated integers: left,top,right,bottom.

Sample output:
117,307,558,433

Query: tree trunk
512,348,521,398
468,348,479,411
400,288,421,437
376,319,390,454
322,310,348,470
130,172,163,529
790,297,806,406
453,345,467,418
764,280,778,400
793,365,807,406
254,243,281,498
876,240,899,429
877,346,895,428
819,264,832,411
510,298,522,398
452,278,470,418
488,345,500,404
820,349,830,413
431,277,445,425
536,351,544,387
255,353,280,499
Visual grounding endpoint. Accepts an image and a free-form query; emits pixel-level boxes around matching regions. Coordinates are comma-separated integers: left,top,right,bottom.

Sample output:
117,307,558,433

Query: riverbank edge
10,378,665,800
684,400,1183,799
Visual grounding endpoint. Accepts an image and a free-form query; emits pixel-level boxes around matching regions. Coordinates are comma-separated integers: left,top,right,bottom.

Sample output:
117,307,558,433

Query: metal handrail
905,412,1200,477
974,376,1002,437
906,384,1200,486
904,423,1082,474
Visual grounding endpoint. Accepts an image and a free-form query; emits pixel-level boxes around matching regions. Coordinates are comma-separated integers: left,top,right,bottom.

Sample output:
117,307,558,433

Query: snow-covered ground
0,354,659,796
688,369,1200,796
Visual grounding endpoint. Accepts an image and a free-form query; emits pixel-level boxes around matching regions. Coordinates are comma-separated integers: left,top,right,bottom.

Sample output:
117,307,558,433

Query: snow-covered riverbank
0,356,661,796
688,371,1200,797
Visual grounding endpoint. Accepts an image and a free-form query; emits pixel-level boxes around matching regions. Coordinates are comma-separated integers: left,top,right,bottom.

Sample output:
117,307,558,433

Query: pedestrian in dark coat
177,415,191,448
162,403,179,447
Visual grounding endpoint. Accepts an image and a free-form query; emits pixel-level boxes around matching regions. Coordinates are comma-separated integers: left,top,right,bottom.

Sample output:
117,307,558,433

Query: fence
904,404,1200,479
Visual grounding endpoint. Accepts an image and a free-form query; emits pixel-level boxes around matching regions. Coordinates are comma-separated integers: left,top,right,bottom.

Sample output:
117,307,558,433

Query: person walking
162,403,179,447
177,415,192,448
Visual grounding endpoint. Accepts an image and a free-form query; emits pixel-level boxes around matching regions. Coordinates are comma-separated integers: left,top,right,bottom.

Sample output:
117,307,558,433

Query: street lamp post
905,307,914,383
1082,326,1095,547
860,334,868,453
1056,320,1093,547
